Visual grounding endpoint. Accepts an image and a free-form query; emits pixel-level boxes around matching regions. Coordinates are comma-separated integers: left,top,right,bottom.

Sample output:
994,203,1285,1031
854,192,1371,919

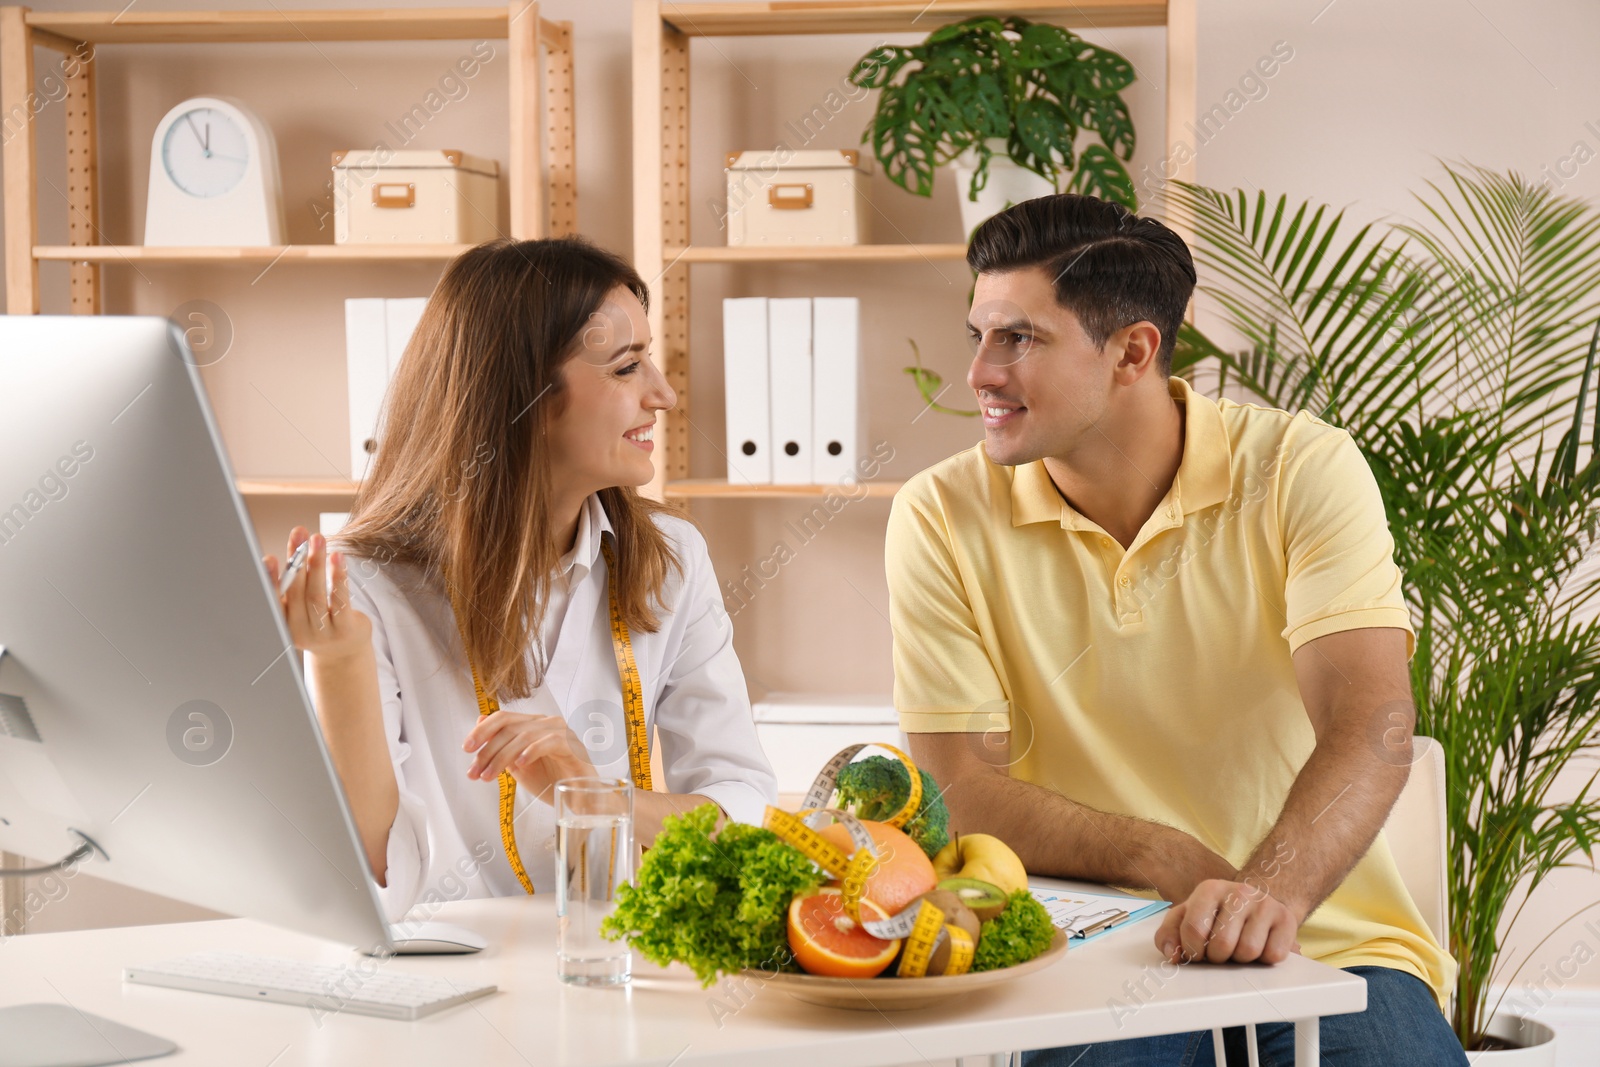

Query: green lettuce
971,890,1056,972
600,803,824,987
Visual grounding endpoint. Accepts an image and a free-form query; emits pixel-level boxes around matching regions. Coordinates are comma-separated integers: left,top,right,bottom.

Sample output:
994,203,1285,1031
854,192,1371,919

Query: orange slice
787,888,901,978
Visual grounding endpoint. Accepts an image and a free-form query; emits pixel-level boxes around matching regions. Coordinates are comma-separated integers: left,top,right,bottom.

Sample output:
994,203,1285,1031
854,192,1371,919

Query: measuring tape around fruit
761,743,970,977
795,742,923,828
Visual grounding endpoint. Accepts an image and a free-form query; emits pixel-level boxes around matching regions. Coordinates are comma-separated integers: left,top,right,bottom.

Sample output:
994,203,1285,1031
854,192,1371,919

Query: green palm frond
1169,162,1600,1050
1159,181,1436,437
1398,163,1600,462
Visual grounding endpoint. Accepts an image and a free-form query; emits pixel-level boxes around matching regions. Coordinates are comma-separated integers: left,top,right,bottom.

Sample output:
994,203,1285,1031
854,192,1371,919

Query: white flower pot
1465,1012,1557,1065
950,138,1058,240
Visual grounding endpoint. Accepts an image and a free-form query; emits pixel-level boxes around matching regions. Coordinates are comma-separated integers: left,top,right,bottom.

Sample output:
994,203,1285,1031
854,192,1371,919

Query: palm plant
1164,163,1600,1051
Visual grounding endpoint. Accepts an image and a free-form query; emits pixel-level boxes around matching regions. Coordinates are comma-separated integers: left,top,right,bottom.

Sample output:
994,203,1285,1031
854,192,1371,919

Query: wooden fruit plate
741,929,1068,1011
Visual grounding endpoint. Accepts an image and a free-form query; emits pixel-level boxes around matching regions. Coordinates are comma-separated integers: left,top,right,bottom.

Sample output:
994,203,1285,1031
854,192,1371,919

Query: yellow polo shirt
886,376,1454,1005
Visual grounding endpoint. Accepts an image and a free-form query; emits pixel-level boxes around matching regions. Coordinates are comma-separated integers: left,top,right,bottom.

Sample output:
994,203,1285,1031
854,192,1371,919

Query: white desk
1,882,1365,1067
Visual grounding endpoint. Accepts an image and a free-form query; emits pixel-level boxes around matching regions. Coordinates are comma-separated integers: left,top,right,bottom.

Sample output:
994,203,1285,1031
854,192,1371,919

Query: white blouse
339,494,778,920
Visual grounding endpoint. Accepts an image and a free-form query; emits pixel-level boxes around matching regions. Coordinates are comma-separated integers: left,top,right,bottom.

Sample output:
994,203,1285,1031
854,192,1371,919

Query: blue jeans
1020,966,1467,1067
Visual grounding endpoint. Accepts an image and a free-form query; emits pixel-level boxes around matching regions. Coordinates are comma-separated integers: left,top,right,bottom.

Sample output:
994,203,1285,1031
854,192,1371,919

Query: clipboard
1028,883,1171,945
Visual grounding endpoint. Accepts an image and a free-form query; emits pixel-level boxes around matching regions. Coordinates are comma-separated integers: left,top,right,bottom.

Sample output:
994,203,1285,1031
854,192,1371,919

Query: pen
1079,909,1131,937
1062,907,1116,935
277,538,311,597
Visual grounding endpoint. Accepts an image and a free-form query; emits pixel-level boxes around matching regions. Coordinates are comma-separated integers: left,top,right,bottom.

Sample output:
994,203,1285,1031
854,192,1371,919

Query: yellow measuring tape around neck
600,541,653,795
455,536,652,895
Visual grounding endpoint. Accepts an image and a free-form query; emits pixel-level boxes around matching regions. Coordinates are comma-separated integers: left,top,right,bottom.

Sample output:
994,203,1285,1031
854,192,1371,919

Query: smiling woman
260,237,778,915
338,238,680,700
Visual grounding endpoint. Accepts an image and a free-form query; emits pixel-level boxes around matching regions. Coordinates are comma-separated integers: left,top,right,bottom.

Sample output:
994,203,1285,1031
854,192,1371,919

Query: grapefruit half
787,888,900,978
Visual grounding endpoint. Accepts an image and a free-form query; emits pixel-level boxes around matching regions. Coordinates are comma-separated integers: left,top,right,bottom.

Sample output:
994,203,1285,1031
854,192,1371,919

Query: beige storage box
332,148,500,245
725,148,867,246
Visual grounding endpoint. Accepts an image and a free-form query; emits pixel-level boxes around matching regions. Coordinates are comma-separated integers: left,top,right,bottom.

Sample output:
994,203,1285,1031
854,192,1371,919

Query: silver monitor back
0,315,390,951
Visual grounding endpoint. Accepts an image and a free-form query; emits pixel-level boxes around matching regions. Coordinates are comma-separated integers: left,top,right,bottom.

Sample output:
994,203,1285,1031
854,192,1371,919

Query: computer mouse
384,920,488,955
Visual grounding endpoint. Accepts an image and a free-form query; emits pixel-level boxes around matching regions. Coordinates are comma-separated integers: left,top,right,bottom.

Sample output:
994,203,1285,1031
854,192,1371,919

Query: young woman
263,236,777,919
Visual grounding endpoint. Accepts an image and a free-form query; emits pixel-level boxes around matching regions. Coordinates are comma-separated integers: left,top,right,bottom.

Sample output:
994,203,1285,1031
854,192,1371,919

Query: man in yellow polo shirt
887,193,1464,1066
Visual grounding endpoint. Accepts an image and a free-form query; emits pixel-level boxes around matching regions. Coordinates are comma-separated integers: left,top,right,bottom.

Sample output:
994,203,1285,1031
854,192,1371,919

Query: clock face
160,107,250,198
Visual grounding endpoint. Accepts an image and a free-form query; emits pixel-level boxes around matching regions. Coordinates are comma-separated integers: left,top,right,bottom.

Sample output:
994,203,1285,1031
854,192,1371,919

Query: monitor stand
0,1004,176,1067
0,833,167,1066
377,918,489,955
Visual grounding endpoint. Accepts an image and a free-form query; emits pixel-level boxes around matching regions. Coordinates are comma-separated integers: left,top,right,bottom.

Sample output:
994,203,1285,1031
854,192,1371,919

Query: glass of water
555,776,634,986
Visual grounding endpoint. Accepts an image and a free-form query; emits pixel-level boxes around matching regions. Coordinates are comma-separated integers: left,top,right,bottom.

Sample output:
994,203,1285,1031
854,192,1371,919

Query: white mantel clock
144,96,285,246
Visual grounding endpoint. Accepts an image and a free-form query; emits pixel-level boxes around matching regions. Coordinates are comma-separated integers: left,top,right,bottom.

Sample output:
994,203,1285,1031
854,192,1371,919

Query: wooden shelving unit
664,478,903,499
632,0,1196,501
31,244,478,264
643,1,1171,37
235,478,362,499
239,477,909,501
24,7,514,44
668,243,970,264
1,2,576,501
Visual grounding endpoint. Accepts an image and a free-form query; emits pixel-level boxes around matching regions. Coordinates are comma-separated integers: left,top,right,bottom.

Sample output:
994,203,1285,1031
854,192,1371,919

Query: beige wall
4,0,1598,996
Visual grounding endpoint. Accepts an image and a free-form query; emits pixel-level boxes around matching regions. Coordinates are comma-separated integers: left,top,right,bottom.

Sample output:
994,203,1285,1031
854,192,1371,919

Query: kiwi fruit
898,889,982,977
920,889,982,943
922,931,957,977
937,877,1009,922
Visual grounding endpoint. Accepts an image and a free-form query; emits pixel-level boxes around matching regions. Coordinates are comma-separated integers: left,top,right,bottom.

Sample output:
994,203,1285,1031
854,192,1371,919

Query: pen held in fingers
277,538,311,597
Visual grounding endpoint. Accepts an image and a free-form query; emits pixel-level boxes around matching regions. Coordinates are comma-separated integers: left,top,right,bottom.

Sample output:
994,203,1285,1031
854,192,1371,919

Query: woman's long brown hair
333,236,681,701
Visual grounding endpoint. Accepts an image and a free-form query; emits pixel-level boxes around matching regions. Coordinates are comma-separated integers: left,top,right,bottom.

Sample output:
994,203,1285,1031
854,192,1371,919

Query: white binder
384,298,427,368
768,298,814,484
344,298,388,481
722,297,772,484
811,297,862,484
346,297,427,481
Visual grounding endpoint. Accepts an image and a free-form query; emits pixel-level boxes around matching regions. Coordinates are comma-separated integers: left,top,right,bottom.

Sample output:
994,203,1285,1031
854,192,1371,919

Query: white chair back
1380,735,1449,945
1208,735,1450,1067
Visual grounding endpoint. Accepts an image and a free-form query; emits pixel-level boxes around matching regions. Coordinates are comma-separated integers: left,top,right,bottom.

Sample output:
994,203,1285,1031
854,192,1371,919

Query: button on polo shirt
885,375,1452,1005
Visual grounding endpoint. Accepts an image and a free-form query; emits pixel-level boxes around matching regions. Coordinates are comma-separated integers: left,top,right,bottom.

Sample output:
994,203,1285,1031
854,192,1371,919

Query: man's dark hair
966,194,1196,372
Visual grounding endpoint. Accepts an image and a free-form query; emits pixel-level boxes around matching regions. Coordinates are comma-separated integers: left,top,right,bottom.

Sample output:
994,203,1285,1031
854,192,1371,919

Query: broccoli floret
833,755,950,858
833,754,904,819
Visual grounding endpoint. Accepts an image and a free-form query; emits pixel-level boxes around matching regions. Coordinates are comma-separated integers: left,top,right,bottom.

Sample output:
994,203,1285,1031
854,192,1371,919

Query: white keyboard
124,951,496,1021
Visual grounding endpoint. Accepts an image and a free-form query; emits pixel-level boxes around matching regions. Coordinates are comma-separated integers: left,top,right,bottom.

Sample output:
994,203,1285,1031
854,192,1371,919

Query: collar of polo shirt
1009,376,1234,531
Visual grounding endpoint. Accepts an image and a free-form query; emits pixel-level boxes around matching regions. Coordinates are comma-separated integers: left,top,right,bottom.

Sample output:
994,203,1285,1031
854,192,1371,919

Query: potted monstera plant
848,15,1139,235
1165,163,1600,1062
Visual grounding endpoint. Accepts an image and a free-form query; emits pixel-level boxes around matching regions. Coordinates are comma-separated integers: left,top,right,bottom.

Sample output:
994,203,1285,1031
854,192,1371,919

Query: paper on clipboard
1028,883,1171,944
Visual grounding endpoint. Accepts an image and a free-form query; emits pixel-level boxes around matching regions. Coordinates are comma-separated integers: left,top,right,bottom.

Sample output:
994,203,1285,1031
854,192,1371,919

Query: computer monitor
0,315,392,953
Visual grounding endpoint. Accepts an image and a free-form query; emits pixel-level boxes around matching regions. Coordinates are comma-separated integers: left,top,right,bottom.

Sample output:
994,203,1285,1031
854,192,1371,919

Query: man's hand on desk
1148,833,1239,906
1155,878,1303,966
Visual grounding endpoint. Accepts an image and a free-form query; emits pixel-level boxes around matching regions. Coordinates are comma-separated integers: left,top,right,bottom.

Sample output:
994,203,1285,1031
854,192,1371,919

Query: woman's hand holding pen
263,527,371,662
264,528,394,885
462,712,598,802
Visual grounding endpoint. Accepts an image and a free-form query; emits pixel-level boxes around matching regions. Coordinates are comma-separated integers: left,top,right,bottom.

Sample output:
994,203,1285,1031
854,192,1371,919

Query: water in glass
556,779,633,985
